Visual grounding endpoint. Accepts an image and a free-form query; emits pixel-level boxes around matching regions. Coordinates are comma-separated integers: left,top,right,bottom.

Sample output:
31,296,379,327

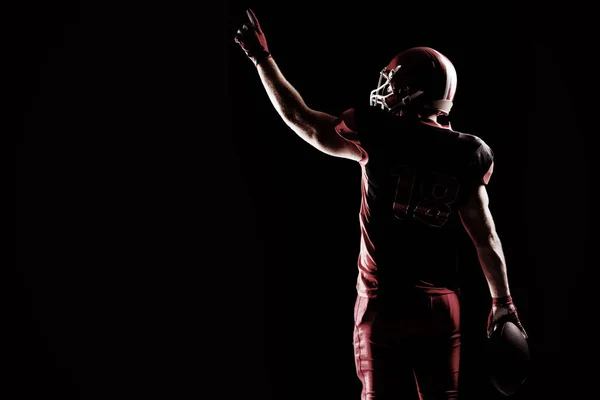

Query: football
486,321,530,396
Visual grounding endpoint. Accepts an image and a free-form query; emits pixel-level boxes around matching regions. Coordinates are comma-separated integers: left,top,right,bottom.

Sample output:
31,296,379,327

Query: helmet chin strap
389,90,424,111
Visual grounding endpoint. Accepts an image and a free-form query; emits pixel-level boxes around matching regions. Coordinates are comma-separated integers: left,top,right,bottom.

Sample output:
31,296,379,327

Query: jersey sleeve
333,108,369,164
472,140,495,185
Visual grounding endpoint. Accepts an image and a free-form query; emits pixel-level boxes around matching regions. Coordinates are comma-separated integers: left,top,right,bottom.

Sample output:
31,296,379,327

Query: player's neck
421,115,439,125
419,115,451,130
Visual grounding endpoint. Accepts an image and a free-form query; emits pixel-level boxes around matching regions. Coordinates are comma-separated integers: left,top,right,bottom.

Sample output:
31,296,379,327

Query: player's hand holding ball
486,295,530,396
487,296,527,339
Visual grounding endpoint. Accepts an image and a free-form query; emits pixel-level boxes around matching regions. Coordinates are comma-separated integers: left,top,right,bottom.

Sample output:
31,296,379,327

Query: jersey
334,105,494,299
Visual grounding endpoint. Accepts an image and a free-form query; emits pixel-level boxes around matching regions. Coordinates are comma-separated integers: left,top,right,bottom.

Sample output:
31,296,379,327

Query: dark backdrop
10,1,597,399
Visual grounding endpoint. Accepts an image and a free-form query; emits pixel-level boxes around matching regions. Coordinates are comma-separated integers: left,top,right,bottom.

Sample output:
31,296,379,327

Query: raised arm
234,9,363,162
459,184,527,338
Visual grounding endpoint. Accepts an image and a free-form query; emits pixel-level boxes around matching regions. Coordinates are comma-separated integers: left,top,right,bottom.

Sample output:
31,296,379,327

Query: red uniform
232,14,523,399
334,105,494,400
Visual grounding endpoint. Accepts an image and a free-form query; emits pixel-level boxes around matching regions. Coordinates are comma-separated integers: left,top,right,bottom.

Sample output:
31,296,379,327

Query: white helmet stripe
431,48,457,100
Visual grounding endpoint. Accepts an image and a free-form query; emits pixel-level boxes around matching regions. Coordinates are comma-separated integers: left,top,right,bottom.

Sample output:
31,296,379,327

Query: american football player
235,8,527,400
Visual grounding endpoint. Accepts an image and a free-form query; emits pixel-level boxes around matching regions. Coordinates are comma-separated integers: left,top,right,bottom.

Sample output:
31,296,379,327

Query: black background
9,0,597,399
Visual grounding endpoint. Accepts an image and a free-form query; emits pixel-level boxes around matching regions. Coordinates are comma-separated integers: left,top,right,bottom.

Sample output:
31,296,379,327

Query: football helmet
369,47,457,116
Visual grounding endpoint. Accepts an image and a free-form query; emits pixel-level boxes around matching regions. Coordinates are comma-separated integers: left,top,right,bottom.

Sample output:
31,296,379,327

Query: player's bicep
315,123,365,162
301,108,366,162
459,184,496,248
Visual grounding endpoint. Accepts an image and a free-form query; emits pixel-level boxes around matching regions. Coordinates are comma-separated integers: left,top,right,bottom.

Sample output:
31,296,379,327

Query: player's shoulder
450,131,495,174
451,129,487,147
452,129,493,156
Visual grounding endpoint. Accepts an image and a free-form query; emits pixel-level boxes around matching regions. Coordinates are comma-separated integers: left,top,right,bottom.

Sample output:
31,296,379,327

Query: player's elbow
285,117,319,144
285,108,326,143
282,108,303,126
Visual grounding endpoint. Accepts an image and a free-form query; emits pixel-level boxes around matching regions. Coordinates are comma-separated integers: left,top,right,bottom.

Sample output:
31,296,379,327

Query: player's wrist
492,295,513,306
254,52,272,66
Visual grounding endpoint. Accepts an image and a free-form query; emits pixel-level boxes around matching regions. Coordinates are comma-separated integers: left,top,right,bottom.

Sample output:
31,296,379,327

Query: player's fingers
487,324,495,339
246,8,260,29
242,23,249,31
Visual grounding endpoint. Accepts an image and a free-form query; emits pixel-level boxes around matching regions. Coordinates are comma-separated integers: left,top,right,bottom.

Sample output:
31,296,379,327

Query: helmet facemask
369,66,425,114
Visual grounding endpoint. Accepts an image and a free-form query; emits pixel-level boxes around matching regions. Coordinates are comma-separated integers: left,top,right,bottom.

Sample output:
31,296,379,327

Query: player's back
349,105,493,295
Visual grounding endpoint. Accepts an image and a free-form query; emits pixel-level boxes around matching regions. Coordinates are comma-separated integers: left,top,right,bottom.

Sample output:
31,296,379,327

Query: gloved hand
234,8,271,66
487,295,528,339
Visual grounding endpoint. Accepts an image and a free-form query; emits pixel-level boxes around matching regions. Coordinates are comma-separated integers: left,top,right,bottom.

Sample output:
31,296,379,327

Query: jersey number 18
392,165,459,227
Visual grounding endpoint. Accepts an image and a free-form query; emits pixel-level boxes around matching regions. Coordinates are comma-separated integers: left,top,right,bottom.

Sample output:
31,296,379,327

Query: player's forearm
475,236,511,298
256,57,314,132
